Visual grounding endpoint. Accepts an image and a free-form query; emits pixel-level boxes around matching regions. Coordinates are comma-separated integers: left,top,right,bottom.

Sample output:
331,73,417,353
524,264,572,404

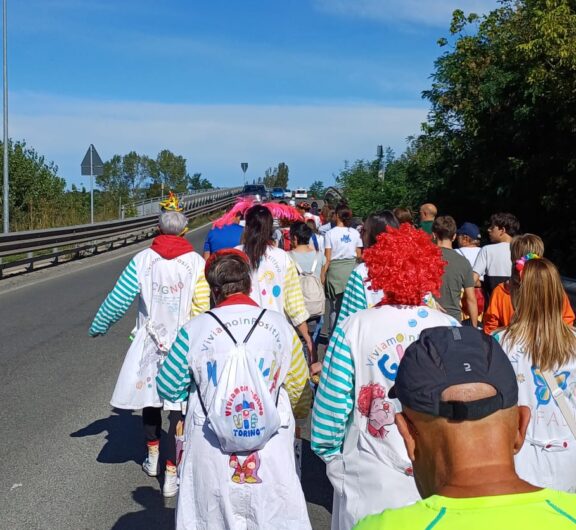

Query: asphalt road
0,223,333,530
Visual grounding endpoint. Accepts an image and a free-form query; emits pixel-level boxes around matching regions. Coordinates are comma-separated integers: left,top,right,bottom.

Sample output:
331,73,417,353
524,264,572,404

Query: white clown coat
156,299,312,530
312,305,460,529
496,330,576,492
90,241,208,410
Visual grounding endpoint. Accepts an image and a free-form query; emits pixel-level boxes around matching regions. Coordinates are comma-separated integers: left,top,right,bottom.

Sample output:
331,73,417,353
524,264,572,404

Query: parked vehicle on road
294,188,308,199
240,184,268,201
271,187,285,200
284,189,293,198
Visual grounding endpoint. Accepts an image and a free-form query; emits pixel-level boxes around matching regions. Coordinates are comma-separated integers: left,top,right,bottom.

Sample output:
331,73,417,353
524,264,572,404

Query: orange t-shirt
483,282,575,335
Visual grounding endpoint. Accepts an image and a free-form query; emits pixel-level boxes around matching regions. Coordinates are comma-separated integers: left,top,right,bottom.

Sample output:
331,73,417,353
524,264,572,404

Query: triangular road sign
81,144,104,176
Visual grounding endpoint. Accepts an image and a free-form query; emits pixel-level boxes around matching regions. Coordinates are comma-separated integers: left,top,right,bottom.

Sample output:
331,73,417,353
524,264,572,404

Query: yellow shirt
354,489,576,530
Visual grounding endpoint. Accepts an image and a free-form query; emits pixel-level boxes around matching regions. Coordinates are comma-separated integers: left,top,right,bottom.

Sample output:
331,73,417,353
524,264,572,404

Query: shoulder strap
312,233,319,251
291,255,304,275
542,370,576,440
243,309,266,344
310,254,319,274
206,311,238,345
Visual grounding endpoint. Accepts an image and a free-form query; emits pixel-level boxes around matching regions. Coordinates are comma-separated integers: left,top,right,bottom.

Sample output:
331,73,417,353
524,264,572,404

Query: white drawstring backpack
196,309,282,453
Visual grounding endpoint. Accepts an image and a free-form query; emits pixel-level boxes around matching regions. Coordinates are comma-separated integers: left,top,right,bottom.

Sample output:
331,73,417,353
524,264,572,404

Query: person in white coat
89,196,209,497
238,204,313,354
311,223,460,530
495,256,576,492
157,249,313,529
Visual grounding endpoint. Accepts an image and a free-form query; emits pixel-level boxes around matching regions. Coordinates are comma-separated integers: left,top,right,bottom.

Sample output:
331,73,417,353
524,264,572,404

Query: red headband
204,248,250,276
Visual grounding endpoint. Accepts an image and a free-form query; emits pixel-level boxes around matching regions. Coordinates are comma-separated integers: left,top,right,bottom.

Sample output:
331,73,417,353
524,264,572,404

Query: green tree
335,150,417,217
275,162,289,189
262,162,290,189
412,0,576,272
148,149,188,195
0,140,66,230
99,152,150,198
308,180,325,199
188,172,214,191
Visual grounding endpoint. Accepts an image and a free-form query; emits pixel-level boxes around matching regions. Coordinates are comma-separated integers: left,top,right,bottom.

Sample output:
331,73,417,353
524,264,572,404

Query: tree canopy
0,140,67,229
419,0,576,272
263,162,289,189
337,0,576,273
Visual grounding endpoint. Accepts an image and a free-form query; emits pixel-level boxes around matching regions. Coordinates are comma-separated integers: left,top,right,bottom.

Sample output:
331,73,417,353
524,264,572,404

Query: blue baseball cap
389,327,518,420
457,222,481,240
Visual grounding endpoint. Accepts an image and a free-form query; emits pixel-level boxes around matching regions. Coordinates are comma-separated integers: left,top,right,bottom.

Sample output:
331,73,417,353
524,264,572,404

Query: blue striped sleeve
311,325,355,461
337,269,368,326
89,259,139,336
156,326,192,402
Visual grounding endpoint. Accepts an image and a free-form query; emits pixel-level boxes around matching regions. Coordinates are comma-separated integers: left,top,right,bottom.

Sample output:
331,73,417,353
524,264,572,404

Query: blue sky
7,0,498,189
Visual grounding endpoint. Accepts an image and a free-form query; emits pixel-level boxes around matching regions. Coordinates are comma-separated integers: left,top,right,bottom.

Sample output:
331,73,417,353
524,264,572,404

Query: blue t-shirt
203,224,244,253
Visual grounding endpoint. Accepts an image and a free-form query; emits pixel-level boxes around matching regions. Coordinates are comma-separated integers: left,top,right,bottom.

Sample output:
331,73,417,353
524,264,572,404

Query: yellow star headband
159,191,183,212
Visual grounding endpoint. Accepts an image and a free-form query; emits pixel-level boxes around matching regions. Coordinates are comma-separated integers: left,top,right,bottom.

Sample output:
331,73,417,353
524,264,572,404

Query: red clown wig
363,223,446,306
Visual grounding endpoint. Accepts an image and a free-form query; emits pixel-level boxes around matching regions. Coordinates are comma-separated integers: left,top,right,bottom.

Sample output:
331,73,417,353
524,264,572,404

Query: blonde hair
504,258,576,371
510,234,545,308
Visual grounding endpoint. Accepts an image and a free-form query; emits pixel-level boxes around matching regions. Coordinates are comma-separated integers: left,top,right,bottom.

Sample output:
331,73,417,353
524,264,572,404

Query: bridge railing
133,188,242,217
0,188,241,278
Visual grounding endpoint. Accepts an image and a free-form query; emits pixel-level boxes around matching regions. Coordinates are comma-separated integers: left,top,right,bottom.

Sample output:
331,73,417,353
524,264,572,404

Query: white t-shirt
325,226,363,260
456,246,481,269
473,242,511,277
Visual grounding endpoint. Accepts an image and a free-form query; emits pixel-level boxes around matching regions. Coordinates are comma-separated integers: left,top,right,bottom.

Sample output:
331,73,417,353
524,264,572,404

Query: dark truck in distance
239,184,268,200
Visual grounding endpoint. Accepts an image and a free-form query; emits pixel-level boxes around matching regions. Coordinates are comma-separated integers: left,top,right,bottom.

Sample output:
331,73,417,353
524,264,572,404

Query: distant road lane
0,223,332,530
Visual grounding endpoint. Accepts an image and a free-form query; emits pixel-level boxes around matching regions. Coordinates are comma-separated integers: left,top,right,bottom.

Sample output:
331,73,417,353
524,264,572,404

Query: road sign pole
89,146,94,224
2,0,8,234
82,144,103,225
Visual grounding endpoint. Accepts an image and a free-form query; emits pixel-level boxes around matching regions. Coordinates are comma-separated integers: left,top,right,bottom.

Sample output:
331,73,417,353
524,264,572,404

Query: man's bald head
419,203,437,221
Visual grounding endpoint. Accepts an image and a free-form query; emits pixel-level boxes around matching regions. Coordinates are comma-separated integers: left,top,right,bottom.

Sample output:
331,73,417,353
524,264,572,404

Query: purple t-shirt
203,224,244,253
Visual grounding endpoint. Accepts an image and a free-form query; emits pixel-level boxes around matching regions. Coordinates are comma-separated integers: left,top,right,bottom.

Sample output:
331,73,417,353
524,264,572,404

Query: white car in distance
294,188,308,199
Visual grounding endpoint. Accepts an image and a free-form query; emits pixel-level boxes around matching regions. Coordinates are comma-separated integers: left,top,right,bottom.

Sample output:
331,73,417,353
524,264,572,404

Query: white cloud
10,92,427,189
314,0,500,27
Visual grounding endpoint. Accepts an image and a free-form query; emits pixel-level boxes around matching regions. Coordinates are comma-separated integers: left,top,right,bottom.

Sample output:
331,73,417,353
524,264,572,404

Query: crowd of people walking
89,191,576,529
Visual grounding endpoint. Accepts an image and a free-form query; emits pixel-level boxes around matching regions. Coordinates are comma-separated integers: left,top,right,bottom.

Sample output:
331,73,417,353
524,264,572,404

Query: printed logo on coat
225,386,266,438
229,452,262,484
358,382,396,438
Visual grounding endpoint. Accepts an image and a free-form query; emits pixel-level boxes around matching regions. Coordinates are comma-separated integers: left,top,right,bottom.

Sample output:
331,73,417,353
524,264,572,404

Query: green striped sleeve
337,269,368,326
156,326,192,402
311,325,355,462
89,259,139,336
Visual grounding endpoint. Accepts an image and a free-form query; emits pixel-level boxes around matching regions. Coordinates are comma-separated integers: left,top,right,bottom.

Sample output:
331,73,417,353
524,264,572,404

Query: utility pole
2,0,8,233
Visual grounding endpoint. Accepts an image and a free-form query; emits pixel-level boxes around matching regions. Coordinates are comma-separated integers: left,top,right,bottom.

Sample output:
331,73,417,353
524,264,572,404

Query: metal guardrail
134,188,242,217
0,190,240,278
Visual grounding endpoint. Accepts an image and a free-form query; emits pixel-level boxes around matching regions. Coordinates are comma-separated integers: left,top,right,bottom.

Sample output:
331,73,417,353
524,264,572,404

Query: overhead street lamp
2,0,8,234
